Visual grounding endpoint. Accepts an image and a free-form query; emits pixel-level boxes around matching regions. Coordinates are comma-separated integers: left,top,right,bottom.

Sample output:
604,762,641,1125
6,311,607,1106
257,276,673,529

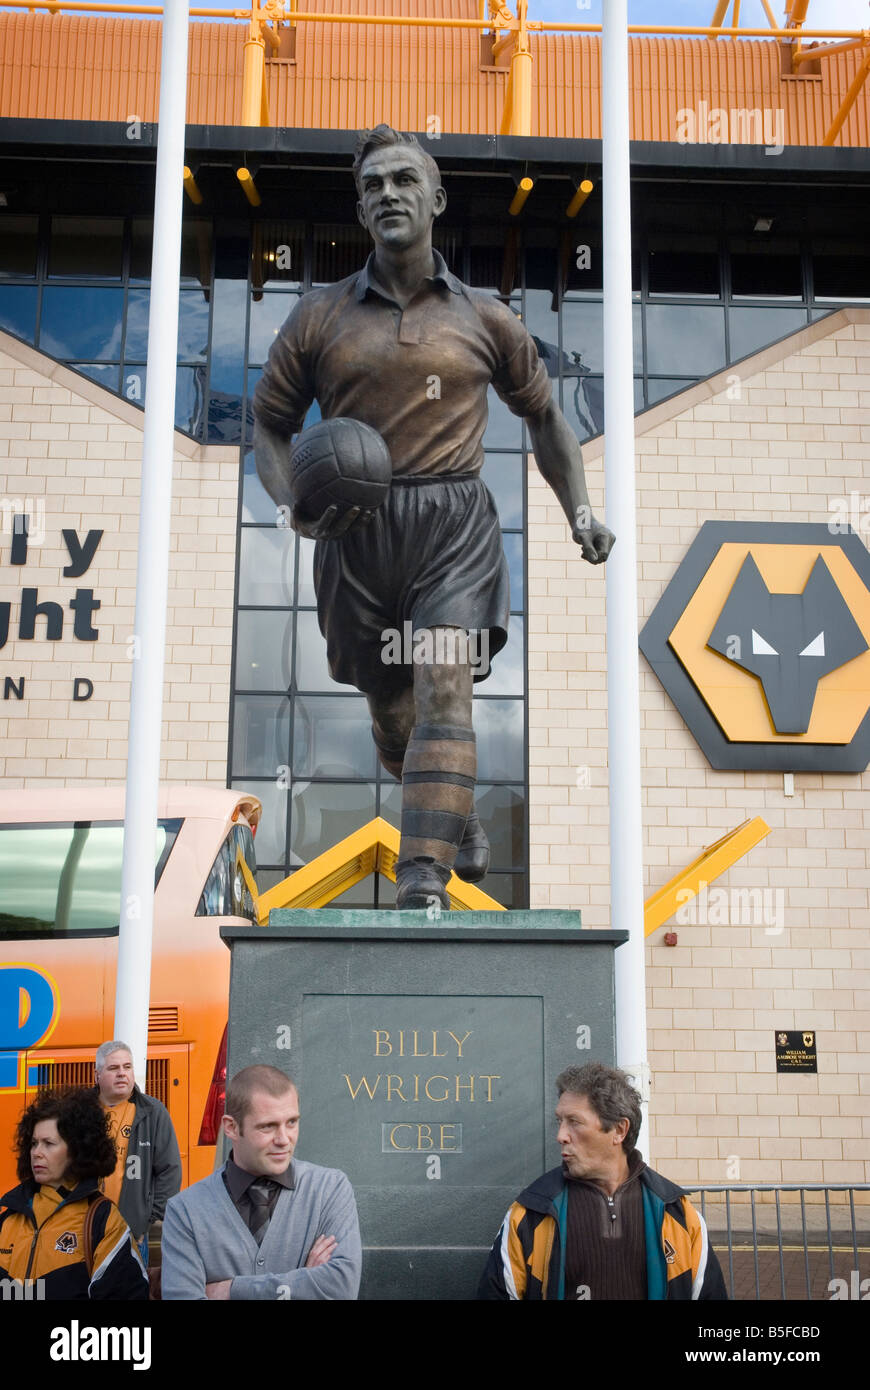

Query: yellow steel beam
255,816,505,919
565,177,593,218
236,167,262,203
182,166,203,203
824,48,870,145
508,175,533,215
643,816,771,938
794,35,870,64
760,0,778,29
708,1,730,35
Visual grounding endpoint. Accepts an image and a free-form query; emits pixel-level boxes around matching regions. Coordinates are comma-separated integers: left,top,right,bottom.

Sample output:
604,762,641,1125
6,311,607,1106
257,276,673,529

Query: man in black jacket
478,1062,727,1301
94,1040,182,1259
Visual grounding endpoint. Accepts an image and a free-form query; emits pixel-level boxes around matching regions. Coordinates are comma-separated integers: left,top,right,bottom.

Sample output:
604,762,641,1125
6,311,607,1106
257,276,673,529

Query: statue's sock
397,723,476,876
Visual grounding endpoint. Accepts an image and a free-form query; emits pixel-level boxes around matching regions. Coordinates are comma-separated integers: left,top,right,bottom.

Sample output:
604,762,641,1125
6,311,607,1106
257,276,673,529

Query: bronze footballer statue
254,124,614,911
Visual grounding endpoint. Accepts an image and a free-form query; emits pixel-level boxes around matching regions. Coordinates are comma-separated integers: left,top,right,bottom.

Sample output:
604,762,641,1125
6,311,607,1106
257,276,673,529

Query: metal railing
686,1184,870,1301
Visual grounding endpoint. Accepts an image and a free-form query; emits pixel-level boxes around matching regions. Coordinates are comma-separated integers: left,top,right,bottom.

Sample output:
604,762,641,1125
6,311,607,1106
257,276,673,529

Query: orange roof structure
0,1,868,146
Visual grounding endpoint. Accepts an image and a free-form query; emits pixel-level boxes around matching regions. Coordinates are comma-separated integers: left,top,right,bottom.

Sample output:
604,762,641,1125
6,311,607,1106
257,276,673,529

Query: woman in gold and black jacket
0,1087,148,1300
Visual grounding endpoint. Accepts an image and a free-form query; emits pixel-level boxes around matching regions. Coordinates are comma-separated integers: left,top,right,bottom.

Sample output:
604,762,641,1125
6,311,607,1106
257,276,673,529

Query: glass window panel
207,277,247,393
473,698,524,780
0,285,37,341
231,779,288,866
432,224,461,272
124,289,150,360
375,874,397,908
176,365,207,437
207,391,243,444
235,610,294,691
252,220,304,289
177,289,210,362
634,378,645,413
812,246,870,302
476,784,525,870
249,292,299,366
289,781,377,864
48,216,123,279
525,242,559,295
502,532,524,610
122,366,145,406
484,385,522,448
256,867,291,892
330,880,376,908
523,288,559,377
312,225,370,286
483,619,524,697
649,236,719,297
74,363,120,391
646,305,726,376
295,609,356,691
481,453,523,530
297,537,317,606
231,694,290,777
730,237,802,298
39,287,124,360
378,779,402,828
476,872,525,910
131,217,212,285
565,238,641,296
242,448,284,523
562,299,603,373
292,695,377,779
469,235,518,294
238,526,296,606
561,374,604,441
125,289,210,362
646,378,698,406
0,214,38,277
728,306,807,362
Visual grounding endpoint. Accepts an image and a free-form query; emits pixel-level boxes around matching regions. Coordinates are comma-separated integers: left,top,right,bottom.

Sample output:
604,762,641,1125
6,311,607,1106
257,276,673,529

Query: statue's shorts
313,474,509,700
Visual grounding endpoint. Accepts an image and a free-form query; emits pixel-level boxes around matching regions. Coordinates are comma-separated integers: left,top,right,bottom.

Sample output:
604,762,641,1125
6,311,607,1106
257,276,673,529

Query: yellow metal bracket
643,816,771,938
255,815,505,922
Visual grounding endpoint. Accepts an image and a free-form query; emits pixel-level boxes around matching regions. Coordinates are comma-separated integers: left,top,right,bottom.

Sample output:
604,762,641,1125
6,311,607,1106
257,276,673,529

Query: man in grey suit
161,1065,361,1300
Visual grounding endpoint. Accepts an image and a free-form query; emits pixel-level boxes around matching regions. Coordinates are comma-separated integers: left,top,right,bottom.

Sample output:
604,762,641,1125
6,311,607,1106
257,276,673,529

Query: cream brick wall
0,333,239,787
528,308,870,1187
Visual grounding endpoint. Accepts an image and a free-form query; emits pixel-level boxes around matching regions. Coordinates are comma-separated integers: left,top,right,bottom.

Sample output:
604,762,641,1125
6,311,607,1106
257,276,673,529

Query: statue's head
354,124,446,252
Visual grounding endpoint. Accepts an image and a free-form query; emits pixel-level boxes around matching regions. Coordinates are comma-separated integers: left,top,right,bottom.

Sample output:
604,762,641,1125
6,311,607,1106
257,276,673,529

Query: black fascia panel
1,118,869,182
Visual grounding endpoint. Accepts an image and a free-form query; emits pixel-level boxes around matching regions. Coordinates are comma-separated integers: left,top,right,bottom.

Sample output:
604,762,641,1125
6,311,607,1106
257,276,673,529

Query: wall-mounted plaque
775,1029,817,1073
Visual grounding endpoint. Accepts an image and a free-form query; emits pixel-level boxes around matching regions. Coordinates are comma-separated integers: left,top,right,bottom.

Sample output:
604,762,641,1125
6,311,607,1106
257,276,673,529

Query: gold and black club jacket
477,1163,728,1301
0,1177,148,1300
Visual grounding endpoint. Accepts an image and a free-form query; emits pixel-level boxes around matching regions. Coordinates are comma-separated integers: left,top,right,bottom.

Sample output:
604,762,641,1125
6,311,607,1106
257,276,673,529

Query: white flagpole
115,0,190,1087
602,0,650,1153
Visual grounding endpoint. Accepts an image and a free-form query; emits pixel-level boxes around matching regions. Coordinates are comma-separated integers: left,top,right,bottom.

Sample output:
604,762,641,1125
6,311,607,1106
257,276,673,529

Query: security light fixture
753,216,775,233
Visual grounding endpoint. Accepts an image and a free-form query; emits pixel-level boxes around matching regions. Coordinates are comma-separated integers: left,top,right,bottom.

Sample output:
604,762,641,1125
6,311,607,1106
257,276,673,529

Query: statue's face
356,144,446,252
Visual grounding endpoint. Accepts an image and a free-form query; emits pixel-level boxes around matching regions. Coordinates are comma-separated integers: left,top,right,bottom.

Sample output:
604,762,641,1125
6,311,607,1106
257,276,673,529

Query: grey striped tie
247,1179,276,1246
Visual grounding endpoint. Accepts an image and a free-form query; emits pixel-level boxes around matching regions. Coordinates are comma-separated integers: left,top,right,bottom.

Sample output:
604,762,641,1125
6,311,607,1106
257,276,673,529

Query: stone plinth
221,909,627,1300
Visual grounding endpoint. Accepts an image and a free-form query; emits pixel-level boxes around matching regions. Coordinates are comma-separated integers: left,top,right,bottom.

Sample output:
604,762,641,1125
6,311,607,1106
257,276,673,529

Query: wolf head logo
54,1231,77,1254
707,554,868,735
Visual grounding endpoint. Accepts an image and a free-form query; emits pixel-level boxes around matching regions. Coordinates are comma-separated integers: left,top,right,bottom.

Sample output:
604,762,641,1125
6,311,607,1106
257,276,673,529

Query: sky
529,1,869,30
179,1,870,27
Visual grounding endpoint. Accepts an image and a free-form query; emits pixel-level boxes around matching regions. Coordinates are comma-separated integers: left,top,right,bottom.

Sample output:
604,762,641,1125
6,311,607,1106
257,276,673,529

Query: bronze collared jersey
252,250,553,474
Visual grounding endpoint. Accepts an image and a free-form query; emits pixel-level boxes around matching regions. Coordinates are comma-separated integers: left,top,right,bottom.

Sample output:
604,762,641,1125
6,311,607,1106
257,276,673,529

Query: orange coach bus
0,785,262,1196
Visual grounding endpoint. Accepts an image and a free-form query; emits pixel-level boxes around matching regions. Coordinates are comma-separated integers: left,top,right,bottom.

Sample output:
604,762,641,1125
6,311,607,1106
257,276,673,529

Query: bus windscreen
0,819,182,938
